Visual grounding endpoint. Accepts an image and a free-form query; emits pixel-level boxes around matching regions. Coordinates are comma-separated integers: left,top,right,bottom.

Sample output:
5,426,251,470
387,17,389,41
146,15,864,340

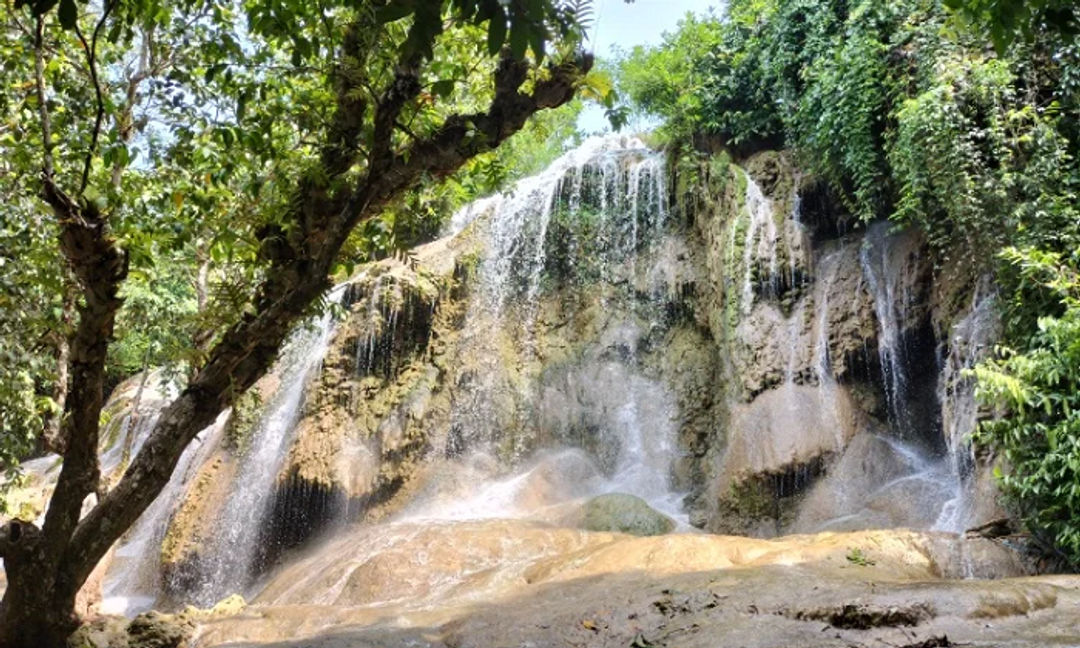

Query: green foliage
108,251,200,384
619,0,1080,255
943,0,1078,53
0,0,593,477
616,12,724,142
845,547,877,566
973,248,1080,566
0,49,68,474
223,388,263,455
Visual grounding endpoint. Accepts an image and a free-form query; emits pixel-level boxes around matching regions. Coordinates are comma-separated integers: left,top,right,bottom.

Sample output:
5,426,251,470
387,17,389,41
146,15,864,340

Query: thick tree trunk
0,46,589,648
0,521,74,648
0,170,128,646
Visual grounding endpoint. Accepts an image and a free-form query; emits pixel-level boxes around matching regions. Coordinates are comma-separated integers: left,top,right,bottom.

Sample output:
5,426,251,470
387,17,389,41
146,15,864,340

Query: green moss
722,479,775,521
707,151,733,195
224,388,263,454
721,185,751,336
846,547,877,566
733,164,748,198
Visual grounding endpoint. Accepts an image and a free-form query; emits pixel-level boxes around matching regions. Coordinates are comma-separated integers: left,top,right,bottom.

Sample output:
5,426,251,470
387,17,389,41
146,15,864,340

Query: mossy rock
581,493,675,536
127,611,193,648
68,611,193,648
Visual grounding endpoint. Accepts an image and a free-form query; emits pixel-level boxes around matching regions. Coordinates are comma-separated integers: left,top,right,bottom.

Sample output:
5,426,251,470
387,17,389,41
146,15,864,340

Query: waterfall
101,411,228,616
43,136,1023,623
934,276,999,531
183,285,347,606
740,177,780,314
859,221,915,439
427,134,684,521
811,250,847,451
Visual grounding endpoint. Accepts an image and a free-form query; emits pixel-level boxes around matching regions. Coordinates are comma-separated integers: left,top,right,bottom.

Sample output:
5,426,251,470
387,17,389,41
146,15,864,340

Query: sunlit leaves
1,0,592,482
974,247,1080,567
943,0,1079,53
616,12,724,141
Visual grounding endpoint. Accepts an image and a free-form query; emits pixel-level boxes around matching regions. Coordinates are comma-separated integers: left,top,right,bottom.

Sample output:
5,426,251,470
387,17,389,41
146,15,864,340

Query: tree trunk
0,522,76,648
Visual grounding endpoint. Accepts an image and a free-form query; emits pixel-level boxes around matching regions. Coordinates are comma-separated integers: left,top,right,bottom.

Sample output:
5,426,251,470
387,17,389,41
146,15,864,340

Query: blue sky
590,0,721,56
578,0,722,132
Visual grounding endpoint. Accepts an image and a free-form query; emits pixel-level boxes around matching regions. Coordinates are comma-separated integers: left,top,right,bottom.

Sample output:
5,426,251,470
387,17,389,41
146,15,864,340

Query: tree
0,1,594,645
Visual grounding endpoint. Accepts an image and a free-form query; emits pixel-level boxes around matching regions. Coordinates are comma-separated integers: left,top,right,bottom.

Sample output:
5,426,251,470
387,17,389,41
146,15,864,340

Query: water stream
183,285,347,606
101,411,228,616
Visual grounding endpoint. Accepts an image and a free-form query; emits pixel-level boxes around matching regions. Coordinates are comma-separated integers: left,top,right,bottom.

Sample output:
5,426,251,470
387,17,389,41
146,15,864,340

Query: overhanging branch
65,46,591,591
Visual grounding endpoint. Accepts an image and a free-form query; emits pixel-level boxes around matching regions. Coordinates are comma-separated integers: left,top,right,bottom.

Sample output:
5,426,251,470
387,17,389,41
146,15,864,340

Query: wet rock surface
190,521,1079,648
70,611,194,648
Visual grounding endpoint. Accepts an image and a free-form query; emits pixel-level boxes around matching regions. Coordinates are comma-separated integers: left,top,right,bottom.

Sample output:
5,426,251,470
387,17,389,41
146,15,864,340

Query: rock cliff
152,136,1007,604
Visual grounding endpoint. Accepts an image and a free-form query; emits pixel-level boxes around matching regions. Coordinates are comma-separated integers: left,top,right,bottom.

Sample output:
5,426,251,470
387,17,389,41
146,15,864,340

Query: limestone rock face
70,611,194,648
160,452,239,594
150,140,1007,604
714,384,863,492
678,148,999,536
159,373,276,595
577,493,675,536
127,611,193,648
815,240,879,383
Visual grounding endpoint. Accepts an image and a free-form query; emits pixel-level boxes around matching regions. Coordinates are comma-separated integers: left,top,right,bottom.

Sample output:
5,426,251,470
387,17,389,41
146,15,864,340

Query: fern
563,0,595,31
556,0,595,41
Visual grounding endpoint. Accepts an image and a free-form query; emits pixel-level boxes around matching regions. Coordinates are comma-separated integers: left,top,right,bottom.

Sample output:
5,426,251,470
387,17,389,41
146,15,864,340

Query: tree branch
38,173,128,601
74,0,114,194
111,24,153,189
33,17,54,178
368,57,423,176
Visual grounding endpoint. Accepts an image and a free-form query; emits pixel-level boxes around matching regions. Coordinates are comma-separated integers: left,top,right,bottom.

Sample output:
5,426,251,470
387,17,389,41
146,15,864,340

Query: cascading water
101,411,228,616
429,134,685,521
860,223,912,437
811,249,847,452
720,174,978,533
740,177,782,313
182,285,347,605
934,276,1000,531
26,134,1023,631
841,221,965,531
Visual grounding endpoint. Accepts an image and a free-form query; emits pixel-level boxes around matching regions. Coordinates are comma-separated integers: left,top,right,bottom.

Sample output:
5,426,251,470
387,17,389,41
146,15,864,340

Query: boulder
69,611,193,648
127,611,193,648
579,493,675,536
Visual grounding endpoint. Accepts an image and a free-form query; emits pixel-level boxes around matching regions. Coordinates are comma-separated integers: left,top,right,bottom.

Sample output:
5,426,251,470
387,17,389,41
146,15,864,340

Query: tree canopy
0,1,602,645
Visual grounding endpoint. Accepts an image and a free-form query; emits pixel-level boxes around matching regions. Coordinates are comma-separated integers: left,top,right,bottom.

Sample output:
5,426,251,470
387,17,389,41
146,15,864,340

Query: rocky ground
187,520,1080,648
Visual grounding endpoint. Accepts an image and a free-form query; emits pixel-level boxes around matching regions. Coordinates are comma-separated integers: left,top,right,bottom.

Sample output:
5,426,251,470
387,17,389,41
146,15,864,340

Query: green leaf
431,79,455,98
205,64,226,84
529,25,545,62
376,1,415,24
509,23,528,60
57,0,77,29
27,0,59,18
487,8,507,55
236,92,248,121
